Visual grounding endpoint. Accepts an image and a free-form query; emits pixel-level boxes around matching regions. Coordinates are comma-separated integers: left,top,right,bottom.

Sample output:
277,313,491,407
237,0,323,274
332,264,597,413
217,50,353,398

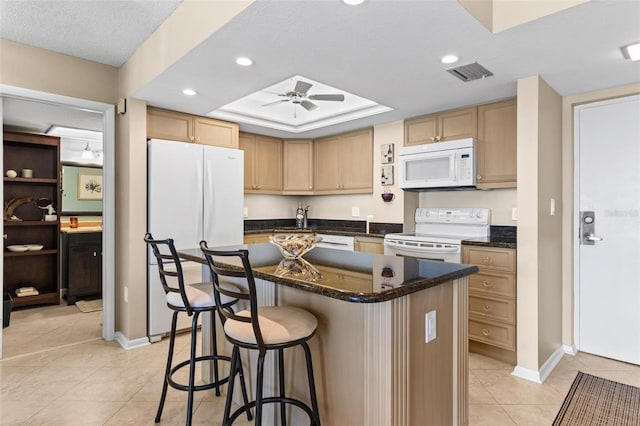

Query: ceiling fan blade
262,99,290,107
301,100,318,111
308,94,345,101
294,80,313,95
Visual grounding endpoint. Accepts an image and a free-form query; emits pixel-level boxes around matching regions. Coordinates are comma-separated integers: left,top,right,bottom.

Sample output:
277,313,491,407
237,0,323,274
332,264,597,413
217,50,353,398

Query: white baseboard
115,332,150,350
563,344,578,356
512,345,565,384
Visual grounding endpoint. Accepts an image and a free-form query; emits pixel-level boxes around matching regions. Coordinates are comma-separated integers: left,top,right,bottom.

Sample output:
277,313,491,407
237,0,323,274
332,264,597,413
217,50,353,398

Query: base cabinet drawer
464,246,515,273
469,272,515,299
469,319,515,351
469,295,515,324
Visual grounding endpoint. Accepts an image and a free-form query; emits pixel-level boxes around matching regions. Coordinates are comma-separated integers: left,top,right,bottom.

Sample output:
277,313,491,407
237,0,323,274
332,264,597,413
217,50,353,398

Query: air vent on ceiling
446,62,494,82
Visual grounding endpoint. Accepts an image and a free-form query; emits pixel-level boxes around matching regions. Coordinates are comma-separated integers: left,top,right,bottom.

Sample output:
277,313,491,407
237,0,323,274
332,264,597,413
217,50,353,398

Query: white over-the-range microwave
398,138,476,190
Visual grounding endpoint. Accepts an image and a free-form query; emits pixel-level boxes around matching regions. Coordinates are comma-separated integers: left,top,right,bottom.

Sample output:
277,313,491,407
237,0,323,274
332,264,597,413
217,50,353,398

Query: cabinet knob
477,175,483,180
482,305,491,311
483,256,491,264
309,185,312,189
482,329,490,336
93,251,97,257
482,280,492,287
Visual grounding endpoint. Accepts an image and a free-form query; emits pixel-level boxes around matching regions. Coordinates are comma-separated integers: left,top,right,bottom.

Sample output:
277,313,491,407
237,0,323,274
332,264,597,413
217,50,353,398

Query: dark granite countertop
462,226,517,249
244,219,402,239
178,243,478,303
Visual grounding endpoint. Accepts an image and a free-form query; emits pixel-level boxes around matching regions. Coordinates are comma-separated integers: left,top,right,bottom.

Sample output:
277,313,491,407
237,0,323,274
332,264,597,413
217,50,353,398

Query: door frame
572,94,640,353
0,85,115,358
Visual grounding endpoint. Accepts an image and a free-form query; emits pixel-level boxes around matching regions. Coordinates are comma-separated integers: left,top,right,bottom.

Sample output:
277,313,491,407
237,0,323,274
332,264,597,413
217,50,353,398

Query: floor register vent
447,62,494,82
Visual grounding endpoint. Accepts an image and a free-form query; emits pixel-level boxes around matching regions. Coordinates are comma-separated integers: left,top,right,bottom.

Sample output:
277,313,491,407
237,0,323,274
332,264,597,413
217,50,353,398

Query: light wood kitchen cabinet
283,139,313,194
244,233,271,244
404,106,477,146
314,128,373,194
477,99,517,189
463,245,517,363
354,236,384,254
147,107,239,148
240,132,283,194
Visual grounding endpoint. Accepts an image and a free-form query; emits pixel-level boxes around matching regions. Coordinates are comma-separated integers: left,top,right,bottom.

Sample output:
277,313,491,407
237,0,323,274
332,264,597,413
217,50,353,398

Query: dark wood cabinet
3,132,61,308
61,231,102,304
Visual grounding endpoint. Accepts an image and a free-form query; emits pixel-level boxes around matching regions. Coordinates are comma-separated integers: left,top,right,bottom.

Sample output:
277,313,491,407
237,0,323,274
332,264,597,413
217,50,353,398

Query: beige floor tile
23,400,125,425
543,369,581,396
473,370,566,405
469,404,516,426
469,352,514,370
583,368,640,388
470,380,498,404
0,400,49,425
575,351,639,370
0,378,80,402
501,404,562,426
105,400,192,425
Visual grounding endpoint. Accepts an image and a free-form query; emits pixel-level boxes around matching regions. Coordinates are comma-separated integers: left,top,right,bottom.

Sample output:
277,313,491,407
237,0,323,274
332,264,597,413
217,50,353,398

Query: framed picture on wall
78,173,103,200
381,143,394,164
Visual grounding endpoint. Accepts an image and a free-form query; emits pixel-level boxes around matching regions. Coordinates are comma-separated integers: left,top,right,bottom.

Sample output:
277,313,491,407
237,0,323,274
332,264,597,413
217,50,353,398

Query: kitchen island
179,243,478,425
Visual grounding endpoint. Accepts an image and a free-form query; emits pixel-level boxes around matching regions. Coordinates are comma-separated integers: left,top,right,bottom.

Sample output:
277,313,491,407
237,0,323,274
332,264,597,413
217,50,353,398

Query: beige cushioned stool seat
167,281,241,309
225,306,318,345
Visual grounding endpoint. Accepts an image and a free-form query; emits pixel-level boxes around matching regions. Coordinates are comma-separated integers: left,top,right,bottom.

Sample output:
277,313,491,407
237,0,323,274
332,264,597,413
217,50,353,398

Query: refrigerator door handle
196,158,204,240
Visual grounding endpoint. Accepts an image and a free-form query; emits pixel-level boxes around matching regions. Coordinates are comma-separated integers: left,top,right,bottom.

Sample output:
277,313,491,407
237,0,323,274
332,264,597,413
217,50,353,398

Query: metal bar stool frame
200,241,321,426
144,233,252,425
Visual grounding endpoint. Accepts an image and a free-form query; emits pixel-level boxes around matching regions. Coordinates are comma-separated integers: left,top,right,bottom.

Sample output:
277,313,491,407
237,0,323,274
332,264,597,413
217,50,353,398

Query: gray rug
75,299,102,313
553,371,640,425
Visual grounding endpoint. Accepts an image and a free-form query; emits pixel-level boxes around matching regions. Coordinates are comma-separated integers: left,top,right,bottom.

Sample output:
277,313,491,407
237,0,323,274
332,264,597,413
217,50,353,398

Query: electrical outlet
243,207,249,218
351,207,360,217
511,207,518,221
425,310,437,343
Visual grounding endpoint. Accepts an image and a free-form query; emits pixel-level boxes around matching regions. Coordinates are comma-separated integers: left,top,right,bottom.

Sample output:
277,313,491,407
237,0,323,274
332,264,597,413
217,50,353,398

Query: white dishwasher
316,234,355,251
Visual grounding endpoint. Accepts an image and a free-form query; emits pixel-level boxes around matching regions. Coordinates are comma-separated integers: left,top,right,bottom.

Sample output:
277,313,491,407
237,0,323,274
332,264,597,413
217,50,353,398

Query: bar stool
144,233,252,425
200,240,321,426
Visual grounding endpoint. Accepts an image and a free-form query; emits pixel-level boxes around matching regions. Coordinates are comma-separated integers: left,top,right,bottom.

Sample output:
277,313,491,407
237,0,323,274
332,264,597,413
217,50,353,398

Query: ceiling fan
262,80,345,111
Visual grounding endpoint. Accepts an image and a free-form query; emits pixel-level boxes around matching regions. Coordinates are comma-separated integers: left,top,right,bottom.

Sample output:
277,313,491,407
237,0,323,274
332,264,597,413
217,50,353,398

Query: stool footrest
228,396,317,425
167,354,232,393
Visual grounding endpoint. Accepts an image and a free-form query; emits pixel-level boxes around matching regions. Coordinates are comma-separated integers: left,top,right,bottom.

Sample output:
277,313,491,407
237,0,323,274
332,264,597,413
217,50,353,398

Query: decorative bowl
7,245,29,252
26,244,44,251
269,234,322,259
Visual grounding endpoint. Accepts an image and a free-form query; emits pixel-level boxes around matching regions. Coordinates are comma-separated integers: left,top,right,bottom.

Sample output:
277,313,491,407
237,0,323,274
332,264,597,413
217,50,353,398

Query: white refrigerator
147,139,244,340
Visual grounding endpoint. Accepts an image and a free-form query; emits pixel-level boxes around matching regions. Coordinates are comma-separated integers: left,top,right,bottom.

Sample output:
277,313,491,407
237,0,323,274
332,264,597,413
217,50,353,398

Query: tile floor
1,305,639,425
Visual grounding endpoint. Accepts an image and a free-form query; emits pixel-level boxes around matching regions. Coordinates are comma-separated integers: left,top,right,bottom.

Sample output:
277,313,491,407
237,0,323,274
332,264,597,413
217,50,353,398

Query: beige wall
0,39,118,104
560,82,640,348
516,75,563,372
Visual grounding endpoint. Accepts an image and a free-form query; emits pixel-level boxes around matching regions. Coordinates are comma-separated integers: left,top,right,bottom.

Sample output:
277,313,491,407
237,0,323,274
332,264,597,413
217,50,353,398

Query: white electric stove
384,208,490,263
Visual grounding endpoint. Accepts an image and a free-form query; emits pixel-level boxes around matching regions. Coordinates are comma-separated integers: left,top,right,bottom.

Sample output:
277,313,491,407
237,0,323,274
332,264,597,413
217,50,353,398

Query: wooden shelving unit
3,131,62,308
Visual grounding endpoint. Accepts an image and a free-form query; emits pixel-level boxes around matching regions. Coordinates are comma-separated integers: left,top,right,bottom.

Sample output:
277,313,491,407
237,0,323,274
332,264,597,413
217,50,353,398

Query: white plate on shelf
26,244,44,251
7,245,29,252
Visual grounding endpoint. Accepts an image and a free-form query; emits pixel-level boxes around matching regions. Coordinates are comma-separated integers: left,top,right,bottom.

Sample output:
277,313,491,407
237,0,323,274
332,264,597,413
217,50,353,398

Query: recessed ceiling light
441,55,460,64
343,0,365,5
46,125,102,141
235,57,254,66
621,42,640,61
182,89,197,96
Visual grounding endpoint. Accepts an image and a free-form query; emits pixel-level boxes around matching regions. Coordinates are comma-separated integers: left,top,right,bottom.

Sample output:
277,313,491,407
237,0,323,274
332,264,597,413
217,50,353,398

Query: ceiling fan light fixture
182,88,197,96
441,54,460,64
235,56,254,66
343,0,366,5
621,42,640,61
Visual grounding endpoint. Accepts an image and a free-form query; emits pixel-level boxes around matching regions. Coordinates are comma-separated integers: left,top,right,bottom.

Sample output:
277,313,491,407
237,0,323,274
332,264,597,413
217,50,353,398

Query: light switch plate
511,207,518,221
425,310,437,342
243,207,249,218
351,207,360,217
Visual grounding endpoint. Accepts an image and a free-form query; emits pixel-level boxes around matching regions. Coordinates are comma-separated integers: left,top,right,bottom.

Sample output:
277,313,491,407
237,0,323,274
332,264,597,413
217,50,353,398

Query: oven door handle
384,240,459,253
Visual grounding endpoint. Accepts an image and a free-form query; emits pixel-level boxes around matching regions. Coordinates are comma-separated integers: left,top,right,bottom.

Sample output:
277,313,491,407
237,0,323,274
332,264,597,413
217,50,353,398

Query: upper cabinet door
341,128,373,191
477,99,517,189
147,107,193,143
405,114,438,146
438,106,477,141
254,135,283,192
283,140,313,193
193,117,239,148
313,135,342,191
239,132,255,191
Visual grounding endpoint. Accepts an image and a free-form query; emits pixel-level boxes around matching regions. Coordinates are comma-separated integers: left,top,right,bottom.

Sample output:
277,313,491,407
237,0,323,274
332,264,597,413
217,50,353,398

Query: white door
576,95,640,365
